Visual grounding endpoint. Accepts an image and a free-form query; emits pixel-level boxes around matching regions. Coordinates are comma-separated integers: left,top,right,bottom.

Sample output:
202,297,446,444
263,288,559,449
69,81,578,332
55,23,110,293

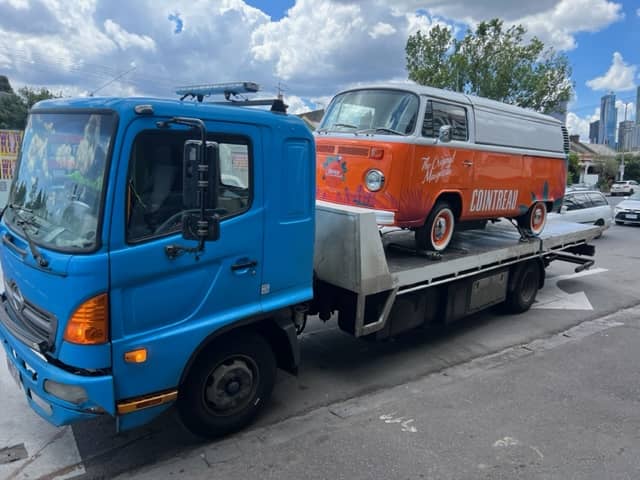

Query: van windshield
319,89,419,135
5,112,116,252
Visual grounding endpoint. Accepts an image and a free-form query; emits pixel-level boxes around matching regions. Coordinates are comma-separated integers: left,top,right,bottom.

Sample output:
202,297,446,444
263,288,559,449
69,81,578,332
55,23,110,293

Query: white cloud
586,52,637,92
104,19,156,51
566,108,599,142
615,100,635,122
518,0,623,51
369,22,396,39
394,0,624,51
0,0,629,109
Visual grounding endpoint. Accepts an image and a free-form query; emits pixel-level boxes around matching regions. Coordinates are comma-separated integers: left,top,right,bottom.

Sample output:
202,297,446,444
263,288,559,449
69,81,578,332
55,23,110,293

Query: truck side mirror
438,125,452,143
182,139,220,242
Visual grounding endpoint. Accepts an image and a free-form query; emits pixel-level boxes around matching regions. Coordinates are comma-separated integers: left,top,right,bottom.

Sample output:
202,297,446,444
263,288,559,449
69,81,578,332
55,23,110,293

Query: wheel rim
431,208,454,251
203,355,259,417
529,203,547,235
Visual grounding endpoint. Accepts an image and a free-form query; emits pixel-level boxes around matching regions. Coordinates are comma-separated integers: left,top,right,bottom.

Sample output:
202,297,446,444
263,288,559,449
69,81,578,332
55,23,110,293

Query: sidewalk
117,306,640,480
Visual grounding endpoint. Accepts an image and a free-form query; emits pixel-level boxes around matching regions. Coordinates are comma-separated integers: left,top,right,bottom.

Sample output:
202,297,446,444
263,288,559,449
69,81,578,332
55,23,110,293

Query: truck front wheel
178,331,276,438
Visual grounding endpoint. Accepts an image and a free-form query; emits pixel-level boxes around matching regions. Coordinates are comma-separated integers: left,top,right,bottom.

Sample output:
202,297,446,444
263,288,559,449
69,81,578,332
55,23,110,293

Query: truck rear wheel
518,202,547,237
178,331,276,438
415,201,455,251
504,261,541,313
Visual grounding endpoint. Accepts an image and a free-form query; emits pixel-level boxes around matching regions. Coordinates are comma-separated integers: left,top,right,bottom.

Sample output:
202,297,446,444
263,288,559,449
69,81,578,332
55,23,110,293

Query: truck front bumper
0,307,115,426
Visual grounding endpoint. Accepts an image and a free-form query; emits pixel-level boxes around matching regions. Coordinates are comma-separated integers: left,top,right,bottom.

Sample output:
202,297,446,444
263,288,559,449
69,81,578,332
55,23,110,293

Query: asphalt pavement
117,305,640,480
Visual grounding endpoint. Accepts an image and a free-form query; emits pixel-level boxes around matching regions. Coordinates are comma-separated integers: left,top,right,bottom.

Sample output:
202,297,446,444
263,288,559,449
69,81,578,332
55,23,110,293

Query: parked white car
614,192,640,225
610,180,638,196
549,190,613,236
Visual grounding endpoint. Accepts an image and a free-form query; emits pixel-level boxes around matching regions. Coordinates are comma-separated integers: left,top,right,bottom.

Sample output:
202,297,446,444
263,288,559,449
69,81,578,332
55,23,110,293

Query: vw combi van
315,84,569,251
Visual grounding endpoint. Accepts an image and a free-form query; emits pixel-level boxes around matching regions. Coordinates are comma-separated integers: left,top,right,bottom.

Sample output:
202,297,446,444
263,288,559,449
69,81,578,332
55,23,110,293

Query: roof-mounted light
175,82,260,101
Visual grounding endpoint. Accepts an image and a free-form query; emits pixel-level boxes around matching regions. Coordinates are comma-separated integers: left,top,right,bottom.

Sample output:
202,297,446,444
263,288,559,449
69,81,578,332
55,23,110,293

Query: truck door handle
463,160,473,166
231,260,258,272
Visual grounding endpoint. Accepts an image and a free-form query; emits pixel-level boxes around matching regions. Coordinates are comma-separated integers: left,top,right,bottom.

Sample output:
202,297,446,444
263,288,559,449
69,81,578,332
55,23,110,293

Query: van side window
126,131,251,242
422,101,468,141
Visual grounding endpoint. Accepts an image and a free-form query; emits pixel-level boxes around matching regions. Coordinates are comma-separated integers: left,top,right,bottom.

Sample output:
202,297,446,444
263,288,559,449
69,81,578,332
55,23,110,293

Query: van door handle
231,259,258,272
463,160,473,167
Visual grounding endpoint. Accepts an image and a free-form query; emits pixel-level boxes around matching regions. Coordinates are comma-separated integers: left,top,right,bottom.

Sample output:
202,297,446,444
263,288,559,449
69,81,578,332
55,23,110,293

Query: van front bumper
0,307,115,426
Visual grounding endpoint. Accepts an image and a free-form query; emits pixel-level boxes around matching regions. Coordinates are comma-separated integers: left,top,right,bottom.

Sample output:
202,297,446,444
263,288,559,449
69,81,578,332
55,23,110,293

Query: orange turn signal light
370,147,384,160
124,348,148,364
63,293,109,345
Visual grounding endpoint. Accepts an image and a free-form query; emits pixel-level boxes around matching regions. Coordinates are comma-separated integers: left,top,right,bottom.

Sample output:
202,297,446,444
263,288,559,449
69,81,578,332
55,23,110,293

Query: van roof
335,83,562,126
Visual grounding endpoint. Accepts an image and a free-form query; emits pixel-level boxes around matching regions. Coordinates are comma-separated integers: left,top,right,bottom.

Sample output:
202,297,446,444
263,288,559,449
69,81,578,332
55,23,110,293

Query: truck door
108,118,265,402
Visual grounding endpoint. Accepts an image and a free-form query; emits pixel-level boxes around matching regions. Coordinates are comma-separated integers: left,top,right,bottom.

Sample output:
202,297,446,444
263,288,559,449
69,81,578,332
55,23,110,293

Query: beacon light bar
175,82,260,99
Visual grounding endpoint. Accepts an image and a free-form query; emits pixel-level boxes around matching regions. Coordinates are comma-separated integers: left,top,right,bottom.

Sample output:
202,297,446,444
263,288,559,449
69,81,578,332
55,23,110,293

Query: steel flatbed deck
314,201,599,337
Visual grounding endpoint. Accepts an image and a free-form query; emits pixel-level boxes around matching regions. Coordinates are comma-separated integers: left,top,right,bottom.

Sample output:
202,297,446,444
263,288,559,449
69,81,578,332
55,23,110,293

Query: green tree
567,152,580,184
405,19,574,114
0,76,60,129
619,154,640,183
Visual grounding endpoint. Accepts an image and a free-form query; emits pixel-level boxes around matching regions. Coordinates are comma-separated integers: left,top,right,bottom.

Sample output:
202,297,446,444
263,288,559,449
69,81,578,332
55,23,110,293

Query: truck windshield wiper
7,204,49,267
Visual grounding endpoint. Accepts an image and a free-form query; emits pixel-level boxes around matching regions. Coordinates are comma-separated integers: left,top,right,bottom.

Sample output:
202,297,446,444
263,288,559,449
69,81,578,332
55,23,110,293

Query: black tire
415,201,456,251
517,202,547,237
504,261,541,313
178,331,276,438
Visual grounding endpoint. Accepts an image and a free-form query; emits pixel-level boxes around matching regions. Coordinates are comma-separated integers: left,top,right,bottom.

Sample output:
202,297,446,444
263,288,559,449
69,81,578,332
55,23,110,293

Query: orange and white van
315,84,569,251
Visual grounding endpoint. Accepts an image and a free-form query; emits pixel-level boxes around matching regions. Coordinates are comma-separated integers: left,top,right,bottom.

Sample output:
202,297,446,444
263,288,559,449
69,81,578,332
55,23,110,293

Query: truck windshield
5,112,116,252
319,89,419,135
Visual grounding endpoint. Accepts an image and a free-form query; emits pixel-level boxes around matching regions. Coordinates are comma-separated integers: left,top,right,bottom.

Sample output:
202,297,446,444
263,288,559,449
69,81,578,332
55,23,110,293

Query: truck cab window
126,131,251,242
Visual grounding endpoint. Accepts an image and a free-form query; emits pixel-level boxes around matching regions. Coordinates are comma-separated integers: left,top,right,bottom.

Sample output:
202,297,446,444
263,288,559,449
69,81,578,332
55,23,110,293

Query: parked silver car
549,190,613,236
614,192,640,225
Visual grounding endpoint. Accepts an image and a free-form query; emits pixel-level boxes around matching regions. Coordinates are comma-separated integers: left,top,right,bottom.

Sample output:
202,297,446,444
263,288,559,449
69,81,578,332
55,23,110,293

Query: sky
0,0,638,142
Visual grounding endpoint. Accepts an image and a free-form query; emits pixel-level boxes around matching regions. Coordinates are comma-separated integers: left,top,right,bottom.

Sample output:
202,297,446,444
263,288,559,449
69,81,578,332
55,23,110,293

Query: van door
108,118,264,403
410,98,474,222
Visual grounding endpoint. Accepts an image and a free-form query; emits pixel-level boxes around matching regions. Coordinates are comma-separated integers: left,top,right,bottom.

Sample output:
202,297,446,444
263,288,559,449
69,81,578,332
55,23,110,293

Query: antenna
89,63,137,97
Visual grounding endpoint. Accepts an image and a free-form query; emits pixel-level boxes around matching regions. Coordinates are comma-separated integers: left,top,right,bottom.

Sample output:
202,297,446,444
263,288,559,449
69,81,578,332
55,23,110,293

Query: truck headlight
44,380,88,404
365,169,385,192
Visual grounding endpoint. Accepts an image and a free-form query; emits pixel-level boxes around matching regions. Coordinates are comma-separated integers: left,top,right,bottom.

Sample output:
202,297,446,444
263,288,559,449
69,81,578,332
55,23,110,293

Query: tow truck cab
0,95,316,433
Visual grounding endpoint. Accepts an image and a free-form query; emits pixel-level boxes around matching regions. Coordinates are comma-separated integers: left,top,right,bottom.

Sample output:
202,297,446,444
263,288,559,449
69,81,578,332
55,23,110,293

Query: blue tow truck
0,83,599,438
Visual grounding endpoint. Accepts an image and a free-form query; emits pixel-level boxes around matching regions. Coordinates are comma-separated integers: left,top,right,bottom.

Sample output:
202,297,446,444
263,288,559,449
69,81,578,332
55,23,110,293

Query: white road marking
532,267,607,310
493,436,520,448
379,413,418,433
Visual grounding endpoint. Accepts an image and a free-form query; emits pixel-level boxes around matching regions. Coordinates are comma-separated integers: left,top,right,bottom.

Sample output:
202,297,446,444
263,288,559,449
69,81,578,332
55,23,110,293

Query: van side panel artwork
315,85,568,251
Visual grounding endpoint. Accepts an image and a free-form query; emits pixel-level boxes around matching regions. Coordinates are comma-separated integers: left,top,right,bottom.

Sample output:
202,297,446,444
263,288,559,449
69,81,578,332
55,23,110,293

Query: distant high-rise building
618,120,635,151
589,120,600,143
598,92,617,147
548,100,568,124
636,86,640,125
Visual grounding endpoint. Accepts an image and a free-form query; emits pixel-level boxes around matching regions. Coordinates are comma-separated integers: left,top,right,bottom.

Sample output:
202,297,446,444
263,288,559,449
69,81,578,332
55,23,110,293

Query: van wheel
518,202,547,237
415,201,455,251
505,261,541,313
178,331,276,438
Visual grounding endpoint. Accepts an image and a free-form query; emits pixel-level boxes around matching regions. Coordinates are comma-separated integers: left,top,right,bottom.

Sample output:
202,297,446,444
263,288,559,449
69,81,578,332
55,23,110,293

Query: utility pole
619,102,628,181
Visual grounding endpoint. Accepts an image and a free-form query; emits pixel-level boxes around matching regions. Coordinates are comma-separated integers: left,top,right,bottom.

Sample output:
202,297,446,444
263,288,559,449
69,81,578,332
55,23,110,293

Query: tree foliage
0,76,61,129
406,19,574,114
567,152,580,184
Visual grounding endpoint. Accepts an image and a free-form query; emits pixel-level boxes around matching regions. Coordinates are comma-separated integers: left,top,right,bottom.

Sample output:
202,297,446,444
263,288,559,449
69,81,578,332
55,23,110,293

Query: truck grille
2,279,57,352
